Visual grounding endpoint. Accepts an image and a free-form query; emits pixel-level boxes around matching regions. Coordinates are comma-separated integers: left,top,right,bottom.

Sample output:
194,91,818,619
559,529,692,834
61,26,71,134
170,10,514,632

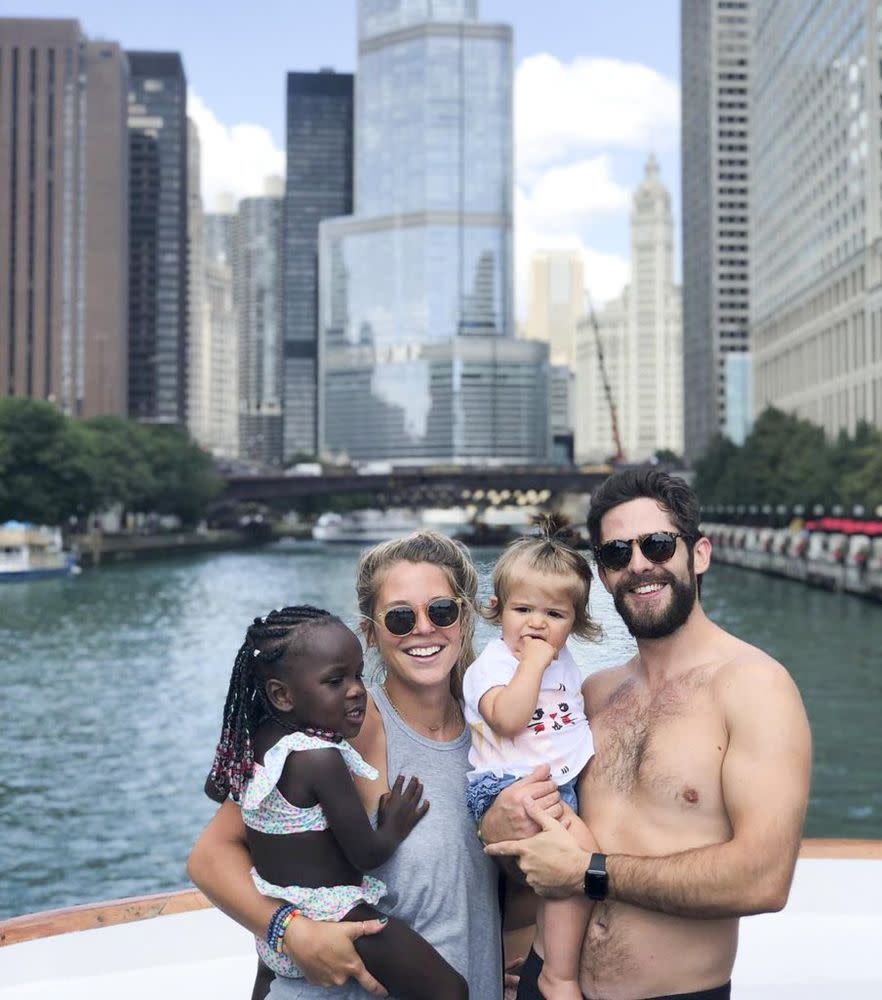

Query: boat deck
1,843,880,998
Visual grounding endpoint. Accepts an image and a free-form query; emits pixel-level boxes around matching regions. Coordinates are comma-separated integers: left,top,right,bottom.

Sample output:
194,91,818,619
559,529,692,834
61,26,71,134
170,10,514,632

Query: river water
1,542,880,919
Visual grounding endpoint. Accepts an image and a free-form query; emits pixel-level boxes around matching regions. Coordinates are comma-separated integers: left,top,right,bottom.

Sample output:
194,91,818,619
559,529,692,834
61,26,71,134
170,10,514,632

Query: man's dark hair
586,468,702,548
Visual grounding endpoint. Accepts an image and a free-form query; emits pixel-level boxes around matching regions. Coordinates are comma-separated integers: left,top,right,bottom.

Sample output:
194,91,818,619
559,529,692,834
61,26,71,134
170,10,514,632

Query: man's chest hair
587,667,720,795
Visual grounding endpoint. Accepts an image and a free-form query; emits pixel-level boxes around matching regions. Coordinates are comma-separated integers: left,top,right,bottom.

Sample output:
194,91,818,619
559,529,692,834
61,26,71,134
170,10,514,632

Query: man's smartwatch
584,852,608,900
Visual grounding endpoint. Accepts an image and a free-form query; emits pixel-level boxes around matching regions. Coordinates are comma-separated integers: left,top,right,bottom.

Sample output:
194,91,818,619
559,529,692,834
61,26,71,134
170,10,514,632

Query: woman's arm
187,801,389,994
187,799,277,935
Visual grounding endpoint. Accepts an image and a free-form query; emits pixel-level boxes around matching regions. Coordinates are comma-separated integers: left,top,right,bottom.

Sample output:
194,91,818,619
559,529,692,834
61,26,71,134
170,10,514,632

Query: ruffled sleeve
241,732,377,812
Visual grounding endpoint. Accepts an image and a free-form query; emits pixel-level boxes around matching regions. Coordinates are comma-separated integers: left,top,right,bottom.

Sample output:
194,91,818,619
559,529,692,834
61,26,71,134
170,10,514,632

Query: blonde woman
189,532,537,999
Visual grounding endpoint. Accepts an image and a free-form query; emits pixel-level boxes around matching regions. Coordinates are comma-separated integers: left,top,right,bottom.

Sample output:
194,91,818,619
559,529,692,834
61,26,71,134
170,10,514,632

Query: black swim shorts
514,946,731,1000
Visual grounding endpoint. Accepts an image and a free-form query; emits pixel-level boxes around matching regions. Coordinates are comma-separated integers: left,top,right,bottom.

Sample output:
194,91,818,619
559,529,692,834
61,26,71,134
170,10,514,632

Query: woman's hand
480,765,563,845
283,914,389,995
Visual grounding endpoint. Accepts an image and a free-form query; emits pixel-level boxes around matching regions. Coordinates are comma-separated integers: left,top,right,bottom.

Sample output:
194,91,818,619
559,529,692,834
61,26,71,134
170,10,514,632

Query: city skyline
14,0,681,314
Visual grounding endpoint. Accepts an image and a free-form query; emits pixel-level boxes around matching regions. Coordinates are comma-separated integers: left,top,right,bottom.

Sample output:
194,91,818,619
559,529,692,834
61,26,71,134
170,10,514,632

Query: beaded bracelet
266,903,300,954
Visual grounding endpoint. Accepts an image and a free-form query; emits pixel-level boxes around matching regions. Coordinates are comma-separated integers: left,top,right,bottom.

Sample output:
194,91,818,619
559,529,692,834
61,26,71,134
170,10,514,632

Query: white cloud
513,54,679,316
515,54,680,179
188,90,285,211
514,185,630,315
523,155,630,233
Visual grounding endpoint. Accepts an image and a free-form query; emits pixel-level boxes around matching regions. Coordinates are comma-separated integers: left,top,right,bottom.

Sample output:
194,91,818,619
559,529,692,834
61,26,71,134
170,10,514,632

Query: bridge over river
222,464,615,506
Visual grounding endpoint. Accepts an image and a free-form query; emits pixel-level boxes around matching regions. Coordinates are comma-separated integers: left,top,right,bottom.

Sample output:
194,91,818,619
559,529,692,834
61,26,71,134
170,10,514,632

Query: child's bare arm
285,749,427,870
478,638,557,739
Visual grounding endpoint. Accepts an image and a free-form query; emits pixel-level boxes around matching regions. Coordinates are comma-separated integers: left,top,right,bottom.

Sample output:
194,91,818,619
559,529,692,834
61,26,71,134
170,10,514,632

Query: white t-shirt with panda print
462,637,594,787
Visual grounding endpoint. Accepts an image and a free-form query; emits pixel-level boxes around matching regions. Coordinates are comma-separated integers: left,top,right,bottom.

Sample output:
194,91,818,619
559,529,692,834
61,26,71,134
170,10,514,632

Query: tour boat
1,840,879,998
0,522,78,581
312,508,424,543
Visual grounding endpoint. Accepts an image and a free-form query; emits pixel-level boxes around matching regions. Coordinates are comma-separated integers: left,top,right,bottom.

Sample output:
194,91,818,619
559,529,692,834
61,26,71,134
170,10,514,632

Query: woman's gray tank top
267,685,503,1000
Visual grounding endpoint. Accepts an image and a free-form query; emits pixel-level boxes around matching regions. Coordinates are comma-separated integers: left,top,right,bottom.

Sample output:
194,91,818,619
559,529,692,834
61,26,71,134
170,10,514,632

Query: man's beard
612,566,697,639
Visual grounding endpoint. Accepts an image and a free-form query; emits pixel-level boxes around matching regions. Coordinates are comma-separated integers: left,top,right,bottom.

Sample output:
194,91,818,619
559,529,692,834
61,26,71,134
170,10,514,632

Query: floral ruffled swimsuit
240,731,388,979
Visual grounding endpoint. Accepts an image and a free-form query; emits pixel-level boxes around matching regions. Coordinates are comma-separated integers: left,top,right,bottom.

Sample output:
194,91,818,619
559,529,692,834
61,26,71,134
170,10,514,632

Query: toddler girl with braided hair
203,605,468,999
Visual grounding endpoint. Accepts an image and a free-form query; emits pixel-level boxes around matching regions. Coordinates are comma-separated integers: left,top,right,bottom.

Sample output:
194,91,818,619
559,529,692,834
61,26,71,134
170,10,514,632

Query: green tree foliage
694,406,881,512
0,399,221,525
0,399,99,523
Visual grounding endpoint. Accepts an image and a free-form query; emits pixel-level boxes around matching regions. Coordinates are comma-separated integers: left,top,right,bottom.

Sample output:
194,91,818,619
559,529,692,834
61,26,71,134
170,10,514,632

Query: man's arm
487,656,811,919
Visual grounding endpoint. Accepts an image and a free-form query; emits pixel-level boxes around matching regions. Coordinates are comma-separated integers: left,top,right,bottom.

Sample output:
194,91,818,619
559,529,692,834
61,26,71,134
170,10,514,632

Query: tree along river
1,541,880,919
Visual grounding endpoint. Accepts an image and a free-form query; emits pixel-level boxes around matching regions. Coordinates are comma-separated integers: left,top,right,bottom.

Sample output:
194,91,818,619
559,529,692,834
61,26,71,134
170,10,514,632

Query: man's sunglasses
380,597,464,637
594,532,695,572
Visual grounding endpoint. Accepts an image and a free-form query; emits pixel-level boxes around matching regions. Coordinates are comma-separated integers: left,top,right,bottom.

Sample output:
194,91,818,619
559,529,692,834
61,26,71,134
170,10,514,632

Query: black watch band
584,852,608,900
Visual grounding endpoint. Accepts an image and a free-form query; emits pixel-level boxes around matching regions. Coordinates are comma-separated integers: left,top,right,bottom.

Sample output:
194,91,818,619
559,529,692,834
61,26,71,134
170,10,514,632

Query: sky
14,0,681,313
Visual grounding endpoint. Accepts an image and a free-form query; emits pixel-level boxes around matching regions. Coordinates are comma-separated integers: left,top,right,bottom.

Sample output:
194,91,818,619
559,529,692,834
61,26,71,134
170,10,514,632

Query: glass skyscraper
318,0,549,464
127,51,188,425
283,70,353,460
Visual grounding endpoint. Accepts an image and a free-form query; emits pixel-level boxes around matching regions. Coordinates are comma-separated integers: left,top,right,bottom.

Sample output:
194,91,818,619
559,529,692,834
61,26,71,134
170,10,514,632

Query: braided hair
203,605,341,803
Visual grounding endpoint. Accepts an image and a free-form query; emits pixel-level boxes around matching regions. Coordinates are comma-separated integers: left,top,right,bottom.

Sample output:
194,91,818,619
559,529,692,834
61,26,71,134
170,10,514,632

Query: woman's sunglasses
380,597,464,637
594,532,695,572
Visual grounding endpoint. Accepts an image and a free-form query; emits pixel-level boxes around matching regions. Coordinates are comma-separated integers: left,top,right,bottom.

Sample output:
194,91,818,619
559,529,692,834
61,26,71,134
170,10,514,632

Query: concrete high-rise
574,156,683,462
237,180,284,465
283,70,353,460
524,250,585,368
203,209,238,458
681,0,751,457
752,0,882,437
0,20,129,417
317,0,549,464
126,51,188,425
187,119,208,446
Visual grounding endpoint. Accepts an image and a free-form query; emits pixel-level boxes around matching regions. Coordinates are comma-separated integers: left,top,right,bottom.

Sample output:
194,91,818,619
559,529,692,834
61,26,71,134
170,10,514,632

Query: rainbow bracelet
266,903,299,954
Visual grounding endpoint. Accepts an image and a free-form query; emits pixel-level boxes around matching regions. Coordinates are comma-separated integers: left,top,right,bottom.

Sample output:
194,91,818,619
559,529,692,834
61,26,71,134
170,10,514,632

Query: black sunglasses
380,597,464,637
594,532,695,572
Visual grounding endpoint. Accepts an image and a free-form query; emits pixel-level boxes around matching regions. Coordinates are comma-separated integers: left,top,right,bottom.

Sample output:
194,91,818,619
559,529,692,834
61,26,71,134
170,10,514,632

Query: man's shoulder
582,660,634,702
709,629,802,710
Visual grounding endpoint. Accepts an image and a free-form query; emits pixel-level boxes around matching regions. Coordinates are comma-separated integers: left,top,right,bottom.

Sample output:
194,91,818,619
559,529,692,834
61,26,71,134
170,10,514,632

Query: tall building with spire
574,156,683,462
317,0,549,464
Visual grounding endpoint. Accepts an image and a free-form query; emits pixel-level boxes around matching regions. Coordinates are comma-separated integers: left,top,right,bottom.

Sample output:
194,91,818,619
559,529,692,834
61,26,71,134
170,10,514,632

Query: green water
1,543,879,919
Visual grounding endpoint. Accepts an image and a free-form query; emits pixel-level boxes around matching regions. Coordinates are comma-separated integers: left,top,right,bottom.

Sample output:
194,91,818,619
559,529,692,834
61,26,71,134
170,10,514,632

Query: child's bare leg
345,903,468,1000
536,896,588,999
537,805,596,999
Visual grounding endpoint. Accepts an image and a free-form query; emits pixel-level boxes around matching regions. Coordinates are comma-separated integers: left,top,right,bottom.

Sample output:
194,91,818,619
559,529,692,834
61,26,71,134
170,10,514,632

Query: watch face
584,853,608,900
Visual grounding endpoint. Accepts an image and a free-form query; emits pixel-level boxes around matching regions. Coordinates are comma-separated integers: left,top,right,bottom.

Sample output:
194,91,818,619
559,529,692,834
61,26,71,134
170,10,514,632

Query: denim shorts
466,772,578,822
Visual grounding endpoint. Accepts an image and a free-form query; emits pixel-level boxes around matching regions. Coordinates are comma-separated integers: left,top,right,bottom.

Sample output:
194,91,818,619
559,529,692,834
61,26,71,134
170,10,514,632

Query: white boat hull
1,843,880,998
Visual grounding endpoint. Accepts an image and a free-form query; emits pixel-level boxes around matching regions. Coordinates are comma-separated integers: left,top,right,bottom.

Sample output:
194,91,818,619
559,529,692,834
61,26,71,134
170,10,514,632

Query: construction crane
585,291,625,464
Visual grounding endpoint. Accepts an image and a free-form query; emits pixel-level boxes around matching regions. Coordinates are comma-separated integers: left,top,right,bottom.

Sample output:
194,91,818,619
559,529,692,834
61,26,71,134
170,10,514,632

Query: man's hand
479,765,563,845
284,915,389,995
485,797,589,898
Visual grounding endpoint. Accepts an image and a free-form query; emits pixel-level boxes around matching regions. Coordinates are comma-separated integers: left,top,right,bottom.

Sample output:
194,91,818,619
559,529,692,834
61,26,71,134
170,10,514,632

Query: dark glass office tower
126,51,188,425
282,70,353,459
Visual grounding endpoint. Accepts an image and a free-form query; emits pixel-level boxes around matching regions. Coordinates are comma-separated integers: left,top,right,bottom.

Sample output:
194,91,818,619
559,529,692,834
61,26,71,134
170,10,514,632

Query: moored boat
0,522,78,581
1,840,880,998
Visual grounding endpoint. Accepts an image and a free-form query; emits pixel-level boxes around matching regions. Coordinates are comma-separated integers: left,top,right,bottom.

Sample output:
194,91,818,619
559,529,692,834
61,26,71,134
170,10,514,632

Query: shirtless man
483,468,812,1000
